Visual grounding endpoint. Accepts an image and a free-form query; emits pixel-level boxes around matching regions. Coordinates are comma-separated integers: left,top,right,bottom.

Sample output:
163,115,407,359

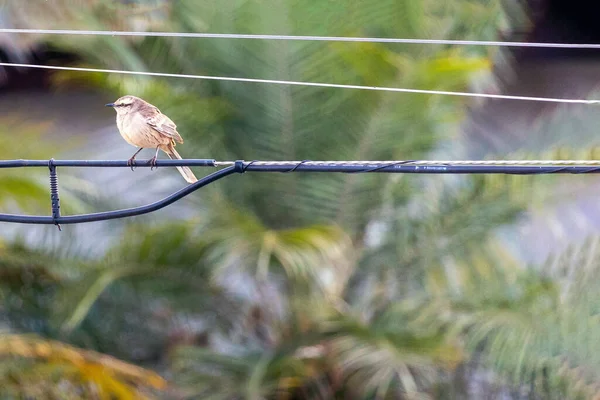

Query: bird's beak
105,103,115,107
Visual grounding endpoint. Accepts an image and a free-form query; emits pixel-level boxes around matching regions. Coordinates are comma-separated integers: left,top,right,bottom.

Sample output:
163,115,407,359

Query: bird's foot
148,156,158,170
127,157,137,171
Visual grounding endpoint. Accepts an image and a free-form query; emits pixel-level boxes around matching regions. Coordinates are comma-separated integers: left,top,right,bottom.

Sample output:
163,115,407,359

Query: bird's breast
117,114,166,148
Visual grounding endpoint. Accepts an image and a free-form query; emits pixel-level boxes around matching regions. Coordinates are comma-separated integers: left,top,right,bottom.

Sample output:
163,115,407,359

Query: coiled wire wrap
48,159,61,230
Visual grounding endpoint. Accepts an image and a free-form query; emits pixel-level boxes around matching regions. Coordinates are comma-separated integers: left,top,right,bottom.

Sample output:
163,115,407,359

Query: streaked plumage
106,95,197,183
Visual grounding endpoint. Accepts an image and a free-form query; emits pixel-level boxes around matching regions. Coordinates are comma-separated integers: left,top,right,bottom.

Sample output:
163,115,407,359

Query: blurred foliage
0,118,93,217
0,118,58,212
406,239,600,399
0,334,166,399
2,0,599,399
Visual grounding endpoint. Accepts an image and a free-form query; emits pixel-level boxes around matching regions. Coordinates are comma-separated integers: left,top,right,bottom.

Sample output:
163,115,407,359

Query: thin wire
1,62,598,104
4,28,600,49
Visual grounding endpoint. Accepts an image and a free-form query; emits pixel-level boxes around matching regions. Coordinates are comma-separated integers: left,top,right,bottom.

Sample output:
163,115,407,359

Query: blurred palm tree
407,238,600,399
4,0,600,399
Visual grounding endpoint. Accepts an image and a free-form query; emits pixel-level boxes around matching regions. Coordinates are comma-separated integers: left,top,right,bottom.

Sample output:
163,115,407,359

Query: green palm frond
174,344,333,400
52,221,239,335
403,238,600,399
172,298,462,400
196,199,354,282
352,173,534,297
324,310,462,399
0,243,61,336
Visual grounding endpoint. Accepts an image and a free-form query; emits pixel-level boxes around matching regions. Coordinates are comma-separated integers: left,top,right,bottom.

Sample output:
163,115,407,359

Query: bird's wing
144,107,184,143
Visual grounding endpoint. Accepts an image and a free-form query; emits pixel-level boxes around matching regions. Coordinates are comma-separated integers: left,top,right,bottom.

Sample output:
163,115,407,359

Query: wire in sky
1,62,598,104
3,28,600,49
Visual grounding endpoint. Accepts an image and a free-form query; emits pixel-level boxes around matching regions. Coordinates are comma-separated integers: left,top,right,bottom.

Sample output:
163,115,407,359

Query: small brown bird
105,95,198,183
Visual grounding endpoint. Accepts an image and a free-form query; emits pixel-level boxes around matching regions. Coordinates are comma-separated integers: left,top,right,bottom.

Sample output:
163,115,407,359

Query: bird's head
105,95,139,115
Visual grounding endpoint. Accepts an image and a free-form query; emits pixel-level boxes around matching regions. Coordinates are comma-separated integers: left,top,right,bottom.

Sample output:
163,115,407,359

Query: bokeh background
2,1,600,398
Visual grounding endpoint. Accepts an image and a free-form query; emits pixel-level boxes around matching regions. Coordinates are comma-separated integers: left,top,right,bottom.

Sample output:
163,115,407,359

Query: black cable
0,159,217,168
240,162,600,174
0,164,237,225
1,158,600,227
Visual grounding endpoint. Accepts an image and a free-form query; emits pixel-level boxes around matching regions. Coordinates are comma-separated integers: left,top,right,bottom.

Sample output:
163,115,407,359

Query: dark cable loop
573,166,600,174
48,159,61,231
243,160,257,172
350,160,418,173
284,160,311,172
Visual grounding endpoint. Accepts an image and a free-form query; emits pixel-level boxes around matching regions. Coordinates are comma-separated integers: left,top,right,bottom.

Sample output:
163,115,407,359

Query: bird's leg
148,146,160,170
128,148,144,171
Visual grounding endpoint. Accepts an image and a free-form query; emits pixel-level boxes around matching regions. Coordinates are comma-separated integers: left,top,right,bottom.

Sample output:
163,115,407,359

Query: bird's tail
164,144,198,184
